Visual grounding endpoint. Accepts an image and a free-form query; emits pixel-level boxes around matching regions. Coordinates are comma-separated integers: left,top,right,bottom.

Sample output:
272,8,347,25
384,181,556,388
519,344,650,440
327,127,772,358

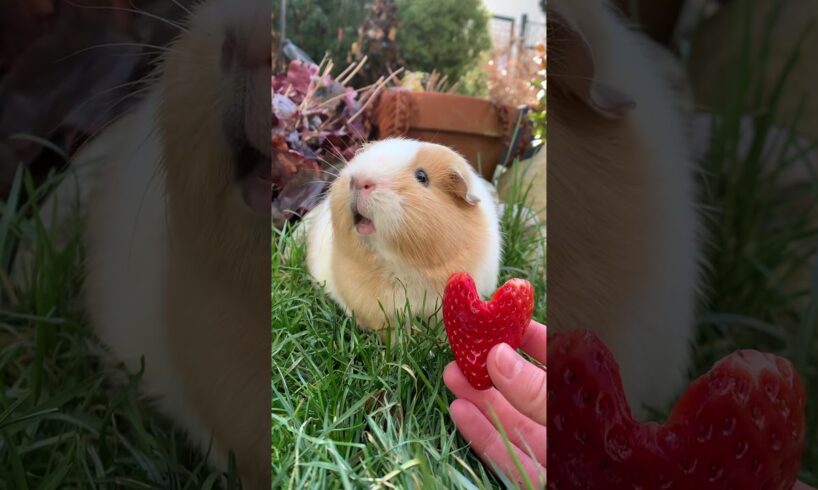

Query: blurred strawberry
548,330,806,489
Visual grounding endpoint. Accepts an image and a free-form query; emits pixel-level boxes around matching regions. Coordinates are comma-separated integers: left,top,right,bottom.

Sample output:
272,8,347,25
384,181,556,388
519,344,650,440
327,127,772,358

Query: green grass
0,168,234,489
687,0,818,484
0,138,545,489
271,171,546,489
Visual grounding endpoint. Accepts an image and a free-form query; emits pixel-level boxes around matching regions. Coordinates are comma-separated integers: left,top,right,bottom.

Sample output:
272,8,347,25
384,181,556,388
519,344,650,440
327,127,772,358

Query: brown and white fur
305,139,502,333
21,0,273,487
547,0,701,415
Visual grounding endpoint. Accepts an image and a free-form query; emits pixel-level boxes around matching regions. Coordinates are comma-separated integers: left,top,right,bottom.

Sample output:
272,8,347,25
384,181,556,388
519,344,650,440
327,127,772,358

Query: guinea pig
305,138,503,334
30,0,272,487
547,0,701,416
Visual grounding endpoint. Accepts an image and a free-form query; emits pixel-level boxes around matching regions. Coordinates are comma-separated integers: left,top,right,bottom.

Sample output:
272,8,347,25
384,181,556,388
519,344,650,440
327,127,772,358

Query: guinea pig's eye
414,168,429,186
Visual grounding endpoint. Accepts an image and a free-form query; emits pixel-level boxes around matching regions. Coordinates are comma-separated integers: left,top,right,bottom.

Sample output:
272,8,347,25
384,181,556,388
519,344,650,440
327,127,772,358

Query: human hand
444,320,547,488
444,320,813,490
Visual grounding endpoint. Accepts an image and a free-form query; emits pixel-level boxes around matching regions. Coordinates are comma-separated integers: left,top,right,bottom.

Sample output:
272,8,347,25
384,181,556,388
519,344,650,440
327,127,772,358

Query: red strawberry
443,272,535,390
548,330,806,490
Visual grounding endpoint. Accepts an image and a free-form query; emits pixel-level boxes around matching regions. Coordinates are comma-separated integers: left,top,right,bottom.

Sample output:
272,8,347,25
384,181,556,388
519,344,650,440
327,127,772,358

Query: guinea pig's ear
548,11,635,118
448,169,481,206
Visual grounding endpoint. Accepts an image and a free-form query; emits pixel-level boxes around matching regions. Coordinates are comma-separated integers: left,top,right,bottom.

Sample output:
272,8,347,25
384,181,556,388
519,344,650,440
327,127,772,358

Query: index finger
450,399,547,488
520,320,546,364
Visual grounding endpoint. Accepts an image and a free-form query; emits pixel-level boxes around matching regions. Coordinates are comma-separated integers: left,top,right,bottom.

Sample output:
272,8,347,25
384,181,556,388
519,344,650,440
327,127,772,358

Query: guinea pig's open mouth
235,141,273,215
353,210,376,236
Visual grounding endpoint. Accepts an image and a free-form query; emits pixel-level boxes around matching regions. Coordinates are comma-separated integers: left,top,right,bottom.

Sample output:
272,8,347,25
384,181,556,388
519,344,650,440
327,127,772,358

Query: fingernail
494,343,522,381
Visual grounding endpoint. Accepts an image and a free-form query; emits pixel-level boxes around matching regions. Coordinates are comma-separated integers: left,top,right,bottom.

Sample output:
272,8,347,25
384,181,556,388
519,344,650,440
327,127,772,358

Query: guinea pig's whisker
320,141,353,167
72,77,155,114
548,73,607,85
319,159,343,174
122,125,167,267
57,43,181,64
56,45,179,139
312,153,347,175
305,180,330,189
321,143,343,158
69,81,159,156
311,152,337,165
168,0,194,16
63,0,189,32
317,170,339,180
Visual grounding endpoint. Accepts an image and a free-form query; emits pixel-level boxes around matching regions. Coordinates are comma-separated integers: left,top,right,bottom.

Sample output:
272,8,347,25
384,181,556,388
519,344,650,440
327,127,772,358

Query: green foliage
530,54,546,145
283,0,369,66
0,167,230,488
396,0,491,83
284,0,492,86
347,0,404,87
456,55,490,98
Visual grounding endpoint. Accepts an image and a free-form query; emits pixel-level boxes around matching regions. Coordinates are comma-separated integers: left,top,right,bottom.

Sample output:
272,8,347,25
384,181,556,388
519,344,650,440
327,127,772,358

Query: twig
348,69,401,124
338,56,368,86
334,58,361,83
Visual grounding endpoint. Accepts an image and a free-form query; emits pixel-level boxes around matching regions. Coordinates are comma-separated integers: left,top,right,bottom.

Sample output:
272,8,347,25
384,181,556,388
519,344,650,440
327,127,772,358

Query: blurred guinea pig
547,0,701,416
305,138,503,333
30,0,272,487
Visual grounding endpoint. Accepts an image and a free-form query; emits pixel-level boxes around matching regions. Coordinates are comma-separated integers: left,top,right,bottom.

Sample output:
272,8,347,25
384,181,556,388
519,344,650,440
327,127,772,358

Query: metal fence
521,19,546,49
490,14,516,50
490,13,544,57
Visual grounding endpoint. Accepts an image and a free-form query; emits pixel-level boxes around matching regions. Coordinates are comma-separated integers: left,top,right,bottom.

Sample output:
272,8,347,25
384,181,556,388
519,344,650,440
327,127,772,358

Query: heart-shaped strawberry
548,330,806,489
443,272,535,390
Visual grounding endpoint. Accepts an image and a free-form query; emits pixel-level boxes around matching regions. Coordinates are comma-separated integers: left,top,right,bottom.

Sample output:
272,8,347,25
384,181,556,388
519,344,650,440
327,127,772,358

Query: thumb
487,343,546,426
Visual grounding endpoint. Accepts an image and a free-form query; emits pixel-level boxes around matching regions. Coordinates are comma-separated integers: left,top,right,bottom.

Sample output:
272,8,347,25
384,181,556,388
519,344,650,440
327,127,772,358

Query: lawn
0,171,234,489
0,159,546,489
270,171,547,489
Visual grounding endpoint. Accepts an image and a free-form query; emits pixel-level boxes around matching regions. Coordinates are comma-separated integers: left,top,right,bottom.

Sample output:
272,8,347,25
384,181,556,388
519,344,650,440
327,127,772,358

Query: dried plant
395,69,460,93
481,45,541,107
271,57,396,226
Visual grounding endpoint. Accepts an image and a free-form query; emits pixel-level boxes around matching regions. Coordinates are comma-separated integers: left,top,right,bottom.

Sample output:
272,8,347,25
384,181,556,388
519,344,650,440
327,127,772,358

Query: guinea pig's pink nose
350,177,376,192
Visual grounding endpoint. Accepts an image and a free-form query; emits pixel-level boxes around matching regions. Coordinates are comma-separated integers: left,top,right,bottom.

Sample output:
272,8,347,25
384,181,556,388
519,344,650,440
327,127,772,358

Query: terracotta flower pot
373,88,531,180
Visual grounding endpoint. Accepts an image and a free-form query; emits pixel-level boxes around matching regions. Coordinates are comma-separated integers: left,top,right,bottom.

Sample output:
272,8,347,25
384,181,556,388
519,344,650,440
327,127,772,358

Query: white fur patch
347,138,422,182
